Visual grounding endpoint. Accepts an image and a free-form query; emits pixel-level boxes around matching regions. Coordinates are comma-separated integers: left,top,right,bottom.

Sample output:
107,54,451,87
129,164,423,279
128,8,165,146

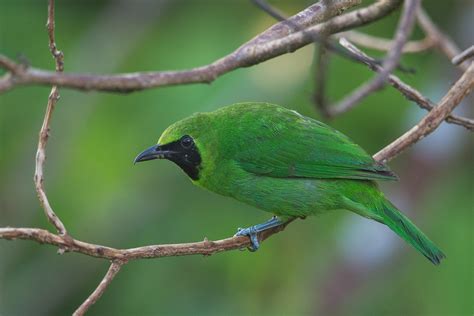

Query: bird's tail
380,200,445,265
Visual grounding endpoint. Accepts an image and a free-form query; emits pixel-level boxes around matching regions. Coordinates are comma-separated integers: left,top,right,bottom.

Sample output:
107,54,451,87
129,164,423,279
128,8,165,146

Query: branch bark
73,261,125,316
0,222,292,260
335,30,435,53
326,0,420,117
374,62,474,163
338,38,473,130
452,45,474,66
0,0,401,93
34,0,68,236
417,7,469,72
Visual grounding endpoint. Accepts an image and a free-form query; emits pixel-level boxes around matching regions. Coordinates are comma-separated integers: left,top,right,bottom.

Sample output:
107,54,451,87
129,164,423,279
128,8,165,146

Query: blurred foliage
0,0,472,315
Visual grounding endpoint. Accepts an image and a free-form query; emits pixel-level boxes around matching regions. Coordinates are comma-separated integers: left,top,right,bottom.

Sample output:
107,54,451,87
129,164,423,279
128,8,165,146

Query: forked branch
0,0,400,93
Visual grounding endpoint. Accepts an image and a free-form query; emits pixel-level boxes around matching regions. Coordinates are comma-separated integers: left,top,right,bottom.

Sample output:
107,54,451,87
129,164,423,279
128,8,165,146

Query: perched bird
135,102,445,265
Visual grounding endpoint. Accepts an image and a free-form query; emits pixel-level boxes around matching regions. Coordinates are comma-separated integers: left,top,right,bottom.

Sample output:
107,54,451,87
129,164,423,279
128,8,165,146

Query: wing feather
233,104,397,181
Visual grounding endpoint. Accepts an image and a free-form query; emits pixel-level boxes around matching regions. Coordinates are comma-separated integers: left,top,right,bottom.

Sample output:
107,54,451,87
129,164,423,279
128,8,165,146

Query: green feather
381,201,446,265
218,103,398,181
152,102,445,265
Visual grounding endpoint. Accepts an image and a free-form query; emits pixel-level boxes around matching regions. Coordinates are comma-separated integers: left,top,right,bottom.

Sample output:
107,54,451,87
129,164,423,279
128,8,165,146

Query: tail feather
381,201,445,265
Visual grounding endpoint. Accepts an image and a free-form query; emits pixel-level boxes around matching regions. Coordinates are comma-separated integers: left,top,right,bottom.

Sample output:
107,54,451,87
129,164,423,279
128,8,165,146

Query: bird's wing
235,109,397,181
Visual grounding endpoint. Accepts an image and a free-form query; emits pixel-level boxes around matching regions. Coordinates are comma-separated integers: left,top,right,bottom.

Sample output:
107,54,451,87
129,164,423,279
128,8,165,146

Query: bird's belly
229,176,342,217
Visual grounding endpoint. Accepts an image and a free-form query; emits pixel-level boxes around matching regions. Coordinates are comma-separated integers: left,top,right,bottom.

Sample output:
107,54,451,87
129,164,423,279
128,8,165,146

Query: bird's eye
180,135,194,148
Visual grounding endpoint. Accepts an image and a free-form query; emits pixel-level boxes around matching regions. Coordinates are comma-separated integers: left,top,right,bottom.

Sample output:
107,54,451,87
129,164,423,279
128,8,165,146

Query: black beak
133,136,201,180
134,145,168,164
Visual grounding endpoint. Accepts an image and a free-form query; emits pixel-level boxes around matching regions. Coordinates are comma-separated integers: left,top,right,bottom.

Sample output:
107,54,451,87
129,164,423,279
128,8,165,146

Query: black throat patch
162,135,202,180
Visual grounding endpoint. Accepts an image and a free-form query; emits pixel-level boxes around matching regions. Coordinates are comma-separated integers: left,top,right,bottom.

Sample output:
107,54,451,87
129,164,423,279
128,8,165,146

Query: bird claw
234,216,283,252
235,226,260,251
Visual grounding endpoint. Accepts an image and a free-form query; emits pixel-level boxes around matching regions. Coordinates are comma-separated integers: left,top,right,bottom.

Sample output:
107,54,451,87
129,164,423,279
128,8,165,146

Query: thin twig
327,0,420,117
0,54,20,73
34,0,67,236
73,261,125,316
417,7,469,72
0,0,402,93
374,62,474,163
335,30,435,53
339,38,473,130
452,45,474,66
46,0,64,73
251,0,287,21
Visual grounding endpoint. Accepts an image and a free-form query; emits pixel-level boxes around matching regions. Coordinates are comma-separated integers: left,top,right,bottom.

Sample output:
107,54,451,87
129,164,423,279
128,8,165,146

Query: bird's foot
234,216,283,251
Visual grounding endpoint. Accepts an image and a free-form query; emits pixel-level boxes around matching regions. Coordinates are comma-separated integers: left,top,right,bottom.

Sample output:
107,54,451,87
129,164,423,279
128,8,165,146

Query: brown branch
417,7,469,72
335,30,435,53
452,45,474,66
0,220,291,314
73,261,125,316
0,54,20,72
250,0,376,70
374,62,474,163
0,0,402,94
34,0,67,236
339,38,474,130
327,0,420,117
251,0,287,22
0,221,293,260
46,0,64,73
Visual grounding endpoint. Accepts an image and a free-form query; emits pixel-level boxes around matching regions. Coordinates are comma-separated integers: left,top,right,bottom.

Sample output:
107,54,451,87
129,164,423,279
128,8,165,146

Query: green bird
134,102,445,265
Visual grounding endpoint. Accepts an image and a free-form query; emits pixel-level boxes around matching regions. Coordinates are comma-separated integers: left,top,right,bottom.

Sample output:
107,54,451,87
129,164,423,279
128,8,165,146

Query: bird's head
134,112,211,180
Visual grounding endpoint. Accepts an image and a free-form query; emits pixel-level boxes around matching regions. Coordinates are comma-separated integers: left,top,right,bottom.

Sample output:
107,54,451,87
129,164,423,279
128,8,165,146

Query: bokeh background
0,0,472,315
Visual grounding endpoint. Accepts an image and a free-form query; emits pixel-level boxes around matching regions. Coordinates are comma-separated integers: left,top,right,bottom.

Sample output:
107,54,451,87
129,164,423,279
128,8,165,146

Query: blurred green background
0,0,472,315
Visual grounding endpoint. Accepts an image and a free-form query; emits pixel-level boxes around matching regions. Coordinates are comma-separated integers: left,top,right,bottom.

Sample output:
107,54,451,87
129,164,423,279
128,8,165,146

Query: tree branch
335,30,435,53
417,7,469,72
0,0,402,94
34,0,68,236
374,62,474,163
338,38,473,130
73,261,125,316
326,0,420,117
452,45,474,66
0,222,293,260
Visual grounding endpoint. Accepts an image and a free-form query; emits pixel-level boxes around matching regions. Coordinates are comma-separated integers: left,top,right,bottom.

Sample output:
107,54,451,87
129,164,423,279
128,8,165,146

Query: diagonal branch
374,62,474,163
335,30,435,53
339,38,473,130
0,0,402,94
251,0,373,67
417,7,469,72
73,261,125,316
327,0,420,117
34,0,67,236
452,45,474,66
251,0,287,21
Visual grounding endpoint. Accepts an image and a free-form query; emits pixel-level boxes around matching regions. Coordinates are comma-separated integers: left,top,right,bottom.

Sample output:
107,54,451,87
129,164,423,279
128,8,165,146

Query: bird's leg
234,216,284,251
